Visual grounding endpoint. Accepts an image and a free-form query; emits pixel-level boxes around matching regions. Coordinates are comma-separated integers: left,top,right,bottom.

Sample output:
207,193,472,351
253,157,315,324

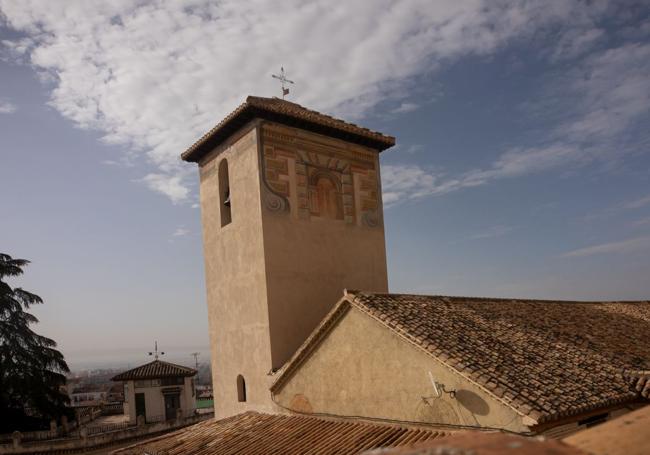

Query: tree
0,253,70,432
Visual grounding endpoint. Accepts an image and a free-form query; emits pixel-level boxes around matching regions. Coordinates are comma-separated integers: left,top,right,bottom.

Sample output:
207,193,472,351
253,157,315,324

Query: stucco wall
259,122,389,368
124,381,136,424
181,376,196,416
197,120,392,418
123,378,196,423
140,385,165,421
273,306,528,433
198,124,276,418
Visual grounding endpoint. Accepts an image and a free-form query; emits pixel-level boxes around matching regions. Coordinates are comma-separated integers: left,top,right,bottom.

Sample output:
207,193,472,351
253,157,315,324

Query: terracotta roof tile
181,96,395,162
111,360,197,381
113,411,449,455
347,292,650,424
623,370,650,398
363,431,588,455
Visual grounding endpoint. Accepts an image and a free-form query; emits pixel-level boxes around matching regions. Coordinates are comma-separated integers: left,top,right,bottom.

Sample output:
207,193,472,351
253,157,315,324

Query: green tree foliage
0,253,70,432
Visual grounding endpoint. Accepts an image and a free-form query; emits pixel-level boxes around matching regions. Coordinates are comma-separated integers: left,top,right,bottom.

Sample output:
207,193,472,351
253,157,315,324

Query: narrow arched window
237,374,246,402
218,159,232,226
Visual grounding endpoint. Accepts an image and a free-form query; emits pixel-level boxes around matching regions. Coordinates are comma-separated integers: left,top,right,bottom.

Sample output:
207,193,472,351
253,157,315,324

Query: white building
112,360,197,424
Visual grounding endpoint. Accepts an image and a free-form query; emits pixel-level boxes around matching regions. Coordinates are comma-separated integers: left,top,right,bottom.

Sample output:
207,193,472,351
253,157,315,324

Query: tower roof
111,359,197,381
181,96,396,163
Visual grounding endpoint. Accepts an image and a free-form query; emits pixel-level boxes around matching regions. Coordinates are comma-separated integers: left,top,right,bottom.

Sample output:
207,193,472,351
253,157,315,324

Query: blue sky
1,1,649,368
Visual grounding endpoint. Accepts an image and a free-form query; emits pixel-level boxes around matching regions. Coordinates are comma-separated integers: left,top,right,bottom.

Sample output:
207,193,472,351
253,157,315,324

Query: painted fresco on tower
260,123,381,227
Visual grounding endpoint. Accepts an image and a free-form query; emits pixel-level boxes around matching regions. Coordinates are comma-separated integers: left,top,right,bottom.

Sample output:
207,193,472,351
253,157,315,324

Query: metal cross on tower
148,341,165,360
271,66,294,99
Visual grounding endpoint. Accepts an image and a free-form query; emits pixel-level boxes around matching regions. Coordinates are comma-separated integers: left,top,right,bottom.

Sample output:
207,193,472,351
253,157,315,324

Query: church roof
113,411,450,455
272,291,650,426
181,96,396,163
111,359,197,381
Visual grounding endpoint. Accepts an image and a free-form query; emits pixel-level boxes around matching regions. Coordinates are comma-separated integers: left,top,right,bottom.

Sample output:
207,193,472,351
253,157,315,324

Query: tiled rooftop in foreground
114,411,450,455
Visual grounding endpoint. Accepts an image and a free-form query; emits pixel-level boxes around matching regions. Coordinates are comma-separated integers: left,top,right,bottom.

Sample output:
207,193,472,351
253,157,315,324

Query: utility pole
191,352,200,370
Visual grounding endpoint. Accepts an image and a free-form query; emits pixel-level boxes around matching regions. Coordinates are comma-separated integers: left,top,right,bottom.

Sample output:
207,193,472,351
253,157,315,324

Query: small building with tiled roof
270,291,649,435
112,360,197,424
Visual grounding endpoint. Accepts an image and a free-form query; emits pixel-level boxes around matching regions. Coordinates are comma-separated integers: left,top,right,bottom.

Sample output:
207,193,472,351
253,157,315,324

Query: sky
1,0,649,369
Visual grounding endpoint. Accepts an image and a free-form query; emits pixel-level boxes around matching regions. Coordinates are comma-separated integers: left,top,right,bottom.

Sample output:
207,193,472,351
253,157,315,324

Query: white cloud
563,236,650,257
0,100,16,113
141,173,189,204
0,0,613,203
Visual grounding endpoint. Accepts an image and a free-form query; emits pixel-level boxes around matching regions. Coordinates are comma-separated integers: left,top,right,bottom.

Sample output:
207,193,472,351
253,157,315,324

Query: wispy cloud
0,100,17,114
383,37,650,206
624,195,650,210
382,144,583,205
141,173,190,204
172,227,190,237
390,102,419,114
0,0,620,203
469,225,517,240
563,236,650,257
631,217,650,228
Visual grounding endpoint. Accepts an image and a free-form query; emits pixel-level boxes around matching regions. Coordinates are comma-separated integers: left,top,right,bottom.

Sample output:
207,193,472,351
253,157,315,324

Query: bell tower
182,96,394,418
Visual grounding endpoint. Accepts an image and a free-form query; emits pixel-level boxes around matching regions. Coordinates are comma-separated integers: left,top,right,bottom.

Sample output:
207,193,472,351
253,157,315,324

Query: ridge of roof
111,359,197,381
348,290,650,305
181,96,395,163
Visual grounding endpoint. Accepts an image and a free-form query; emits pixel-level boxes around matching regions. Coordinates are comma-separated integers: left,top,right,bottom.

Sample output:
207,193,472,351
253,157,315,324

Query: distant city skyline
1,1,649,365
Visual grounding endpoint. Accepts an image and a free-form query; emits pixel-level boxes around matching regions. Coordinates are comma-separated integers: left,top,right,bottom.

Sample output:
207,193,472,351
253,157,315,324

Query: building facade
112,360,197,424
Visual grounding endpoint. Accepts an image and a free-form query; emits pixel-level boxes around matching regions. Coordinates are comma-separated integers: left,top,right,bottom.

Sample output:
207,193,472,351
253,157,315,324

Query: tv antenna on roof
272,66,294,99
148,341,165,360
191,352,200,370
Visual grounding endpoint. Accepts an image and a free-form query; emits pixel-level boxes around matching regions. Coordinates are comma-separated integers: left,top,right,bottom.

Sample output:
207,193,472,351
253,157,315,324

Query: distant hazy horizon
64,345,211,372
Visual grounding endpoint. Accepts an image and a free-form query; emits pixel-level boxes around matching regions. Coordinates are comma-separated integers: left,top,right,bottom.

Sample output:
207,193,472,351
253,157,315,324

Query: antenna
191,352,200,370
428,371,441,398
271,66,295,99
148,341,165,360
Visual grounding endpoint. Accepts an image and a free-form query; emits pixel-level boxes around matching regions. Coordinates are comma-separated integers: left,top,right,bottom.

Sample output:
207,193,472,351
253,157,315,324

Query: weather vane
271,66,294,99
148,341,165,360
